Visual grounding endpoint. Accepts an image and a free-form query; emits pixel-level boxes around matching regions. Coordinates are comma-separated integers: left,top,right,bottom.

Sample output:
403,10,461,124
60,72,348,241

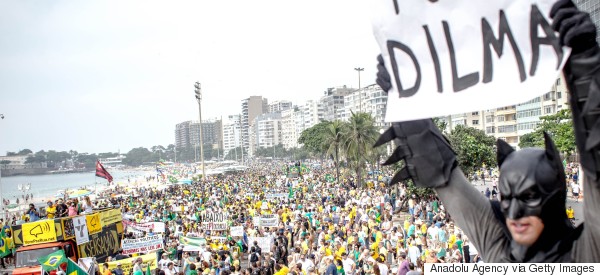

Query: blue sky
0,0,380,154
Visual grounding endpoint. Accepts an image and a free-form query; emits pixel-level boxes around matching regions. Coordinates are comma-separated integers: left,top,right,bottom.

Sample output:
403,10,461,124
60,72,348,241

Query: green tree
518,109,575,156
123,147,154,166
448,124,497,177
18,149,33,155
0,160,10,168
298,121,332,157
342,112,379,187
323,120,346,184
433,117,448,133
76,153,99,169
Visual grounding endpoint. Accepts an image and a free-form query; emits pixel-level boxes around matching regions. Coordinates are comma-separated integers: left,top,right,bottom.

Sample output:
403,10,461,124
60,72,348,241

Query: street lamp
354,67,364,112
18,183,31,210
194,81,206,180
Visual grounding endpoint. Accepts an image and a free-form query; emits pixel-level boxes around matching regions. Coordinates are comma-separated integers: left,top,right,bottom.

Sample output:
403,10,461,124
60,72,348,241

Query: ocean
0,169,150,204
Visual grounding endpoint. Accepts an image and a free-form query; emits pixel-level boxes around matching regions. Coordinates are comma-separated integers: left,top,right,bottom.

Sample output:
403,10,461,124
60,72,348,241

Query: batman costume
375,0,600,262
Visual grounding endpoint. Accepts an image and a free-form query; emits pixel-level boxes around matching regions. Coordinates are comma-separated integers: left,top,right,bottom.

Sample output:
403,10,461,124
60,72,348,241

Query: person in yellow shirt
566,205,575,222
45,201,56,219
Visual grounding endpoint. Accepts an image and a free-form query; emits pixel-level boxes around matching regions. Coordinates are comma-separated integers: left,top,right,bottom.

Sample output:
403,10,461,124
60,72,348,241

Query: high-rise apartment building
241,96,268,152
343,84,388,128
320,86,354,122
222,115,241,157
268,100,293,113
174,119,223,151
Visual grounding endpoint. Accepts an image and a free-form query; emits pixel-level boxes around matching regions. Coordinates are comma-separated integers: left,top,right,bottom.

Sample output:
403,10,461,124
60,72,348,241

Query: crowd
0,159,582,275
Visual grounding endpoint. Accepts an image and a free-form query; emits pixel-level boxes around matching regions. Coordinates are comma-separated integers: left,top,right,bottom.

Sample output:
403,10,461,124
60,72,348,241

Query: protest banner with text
121,235,164,254
371,0,569,122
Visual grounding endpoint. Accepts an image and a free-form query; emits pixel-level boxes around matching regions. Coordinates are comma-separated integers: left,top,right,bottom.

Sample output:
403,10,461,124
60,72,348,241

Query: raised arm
374,118,509,261
551,0,600,262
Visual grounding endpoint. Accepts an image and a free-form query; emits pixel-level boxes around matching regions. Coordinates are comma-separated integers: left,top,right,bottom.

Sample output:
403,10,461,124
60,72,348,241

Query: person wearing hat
112,262,124,275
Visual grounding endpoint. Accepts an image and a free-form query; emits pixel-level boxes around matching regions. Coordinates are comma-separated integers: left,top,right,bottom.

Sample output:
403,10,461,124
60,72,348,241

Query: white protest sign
265,193,288,199
230,226,244,237
260,214,279,227
126,221,166,233
121,235,164,254
248,237,273,253
73,216,89,245
200,212,229,231
253,216,261,227
371,0,570,122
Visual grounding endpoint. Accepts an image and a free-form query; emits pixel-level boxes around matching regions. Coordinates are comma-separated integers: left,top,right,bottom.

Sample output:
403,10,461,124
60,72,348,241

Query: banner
265,193,288,199
252,217,261,227
230,226,244,237
200,212,228,231
259,215,278,227
106,253,157,275
121,235,164,254
78,223,121,263
73,216,89,245
100,209,123,227
200,222,228,231
61,217,75,240
180,236,206,251
86,213,102,235
124,221,165,233
371,0,570,122
247,237,273,253
22,220,57,246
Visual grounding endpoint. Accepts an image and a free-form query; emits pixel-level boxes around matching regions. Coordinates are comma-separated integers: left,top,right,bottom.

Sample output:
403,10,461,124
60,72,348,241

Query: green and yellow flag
66,258,87,275
38,249,67,272
0,229,11,258
179,236,206,247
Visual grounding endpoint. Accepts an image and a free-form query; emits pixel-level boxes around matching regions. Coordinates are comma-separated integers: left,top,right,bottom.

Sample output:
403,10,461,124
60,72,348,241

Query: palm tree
323,120,346,184
342,112,379,187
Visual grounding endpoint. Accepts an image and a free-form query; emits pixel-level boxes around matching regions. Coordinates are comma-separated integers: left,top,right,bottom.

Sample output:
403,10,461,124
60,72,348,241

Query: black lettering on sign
443,21,479,92
424,25,443,93
392,0,399,15
529,4,563,76
481,10,526,83
387,40,421,98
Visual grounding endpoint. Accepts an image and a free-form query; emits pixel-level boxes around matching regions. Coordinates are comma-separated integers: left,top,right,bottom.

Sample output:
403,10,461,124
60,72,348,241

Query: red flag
95,160,113,183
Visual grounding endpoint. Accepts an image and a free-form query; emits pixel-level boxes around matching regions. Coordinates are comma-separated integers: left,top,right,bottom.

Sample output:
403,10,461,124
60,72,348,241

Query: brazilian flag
38,249,67,272
66,258,87,275
0,229,11,258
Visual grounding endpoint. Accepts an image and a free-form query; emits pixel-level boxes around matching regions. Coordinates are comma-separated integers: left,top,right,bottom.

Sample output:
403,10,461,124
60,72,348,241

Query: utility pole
194,82,206,179
354,67,364,112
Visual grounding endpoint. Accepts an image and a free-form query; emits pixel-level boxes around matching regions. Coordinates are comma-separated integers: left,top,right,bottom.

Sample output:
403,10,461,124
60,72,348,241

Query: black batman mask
496,132,576,261
497,132,567,222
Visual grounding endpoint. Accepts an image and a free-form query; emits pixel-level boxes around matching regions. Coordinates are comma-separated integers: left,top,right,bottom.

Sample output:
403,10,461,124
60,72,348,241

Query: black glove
374,119,457,188
550,0,598,54
376,55,392,93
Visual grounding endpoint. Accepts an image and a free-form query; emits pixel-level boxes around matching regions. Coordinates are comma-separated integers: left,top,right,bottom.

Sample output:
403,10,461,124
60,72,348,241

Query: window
517,122,540,131
472,112,479,115
498,125,516,133
556,78,561,86
486,126,495,134
517,108,542,119
497,115,505,122
472,120,479,125
557,92,562,99
543,92,555,101
544,106,554,114
486,115,494,123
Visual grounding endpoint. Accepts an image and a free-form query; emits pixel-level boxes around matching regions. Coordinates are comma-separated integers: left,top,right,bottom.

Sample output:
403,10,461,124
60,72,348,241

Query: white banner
125,221,166,233
121,235,164,254
230,226,244,237
424,263,597,275
247,237,273,253
201,222,228,231
72,216,89,245
371,0,570,122
265,193,288,199
259,215,279,227
252,217,261,227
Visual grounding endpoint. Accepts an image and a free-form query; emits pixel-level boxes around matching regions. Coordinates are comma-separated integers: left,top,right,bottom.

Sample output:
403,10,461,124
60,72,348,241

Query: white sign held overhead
121,235,164,254
230,226,244,237
371,0,570,122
